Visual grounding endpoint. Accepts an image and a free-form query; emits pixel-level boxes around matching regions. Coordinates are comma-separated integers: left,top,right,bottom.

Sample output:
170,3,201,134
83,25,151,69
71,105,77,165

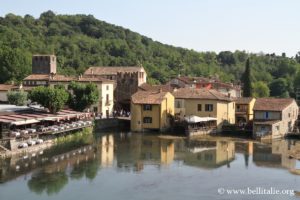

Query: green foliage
241,58,252,97
269,78,289,97
252,81,270,97
0,45,31,83
0,11,300,96
68,82,99,111
28,170,68,195
7,91,27,105
28,86,68,113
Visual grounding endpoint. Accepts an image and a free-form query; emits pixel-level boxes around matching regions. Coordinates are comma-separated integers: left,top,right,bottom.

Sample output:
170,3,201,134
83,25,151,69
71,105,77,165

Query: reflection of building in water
181,140,235,169
235,141,253,167
116,134,175,172
0,145,97,183
98,134,114,167
140,136,174,165
253,140,296,169
235,142,253,155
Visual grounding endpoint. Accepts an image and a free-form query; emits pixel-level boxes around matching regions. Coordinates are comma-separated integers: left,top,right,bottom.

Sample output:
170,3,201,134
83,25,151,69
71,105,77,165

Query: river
0,131,300,200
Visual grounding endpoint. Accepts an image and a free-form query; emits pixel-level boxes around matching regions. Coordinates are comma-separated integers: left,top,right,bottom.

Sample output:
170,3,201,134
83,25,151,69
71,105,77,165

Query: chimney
91,68,94,75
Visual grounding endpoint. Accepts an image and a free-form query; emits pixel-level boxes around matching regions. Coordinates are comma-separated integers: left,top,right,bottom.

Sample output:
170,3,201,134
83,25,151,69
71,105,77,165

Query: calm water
1,132,300,200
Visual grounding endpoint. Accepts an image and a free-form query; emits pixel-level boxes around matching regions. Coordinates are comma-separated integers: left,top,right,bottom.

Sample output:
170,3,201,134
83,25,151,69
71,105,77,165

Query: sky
0,0,299,56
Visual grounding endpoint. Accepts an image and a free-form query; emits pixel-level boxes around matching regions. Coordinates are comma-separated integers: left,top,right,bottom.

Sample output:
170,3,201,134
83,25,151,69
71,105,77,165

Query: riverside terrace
0,105,93,151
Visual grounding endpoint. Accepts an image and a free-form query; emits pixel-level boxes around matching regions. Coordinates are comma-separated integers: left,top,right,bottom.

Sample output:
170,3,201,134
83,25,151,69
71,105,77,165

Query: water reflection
180,141,235,169
1,132,300,197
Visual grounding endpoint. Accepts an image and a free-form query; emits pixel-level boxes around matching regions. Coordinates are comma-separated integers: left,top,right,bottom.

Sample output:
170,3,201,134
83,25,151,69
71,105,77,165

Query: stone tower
32,55,57,74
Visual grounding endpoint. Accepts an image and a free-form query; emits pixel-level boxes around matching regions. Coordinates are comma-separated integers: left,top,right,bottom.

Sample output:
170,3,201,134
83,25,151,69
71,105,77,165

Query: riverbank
0,127,93,159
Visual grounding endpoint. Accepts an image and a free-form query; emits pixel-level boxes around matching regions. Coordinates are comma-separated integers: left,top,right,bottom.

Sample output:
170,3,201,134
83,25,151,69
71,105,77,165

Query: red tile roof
172,88,232,102
131,91,171,104
77,76,113,83
234,97,255,104
0,84,13,91
24,74,113,83
253,98,296,111
84,66,145,76
171,76,241,90
138,83,174,92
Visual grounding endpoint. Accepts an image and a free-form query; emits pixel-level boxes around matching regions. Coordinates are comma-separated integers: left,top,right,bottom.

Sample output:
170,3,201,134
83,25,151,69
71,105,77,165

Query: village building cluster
0,54,299,143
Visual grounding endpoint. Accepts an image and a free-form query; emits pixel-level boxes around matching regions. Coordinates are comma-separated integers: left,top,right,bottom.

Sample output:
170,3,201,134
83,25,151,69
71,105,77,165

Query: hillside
0,11,300,97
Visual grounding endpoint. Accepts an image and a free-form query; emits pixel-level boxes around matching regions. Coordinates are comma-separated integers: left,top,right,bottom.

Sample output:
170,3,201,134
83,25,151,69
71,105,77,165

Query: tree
241,58,252,97
0,46,31,83
28,86,68,113
68,82,99,111
252,81,270,97
269,78,288,97
7,91,27,106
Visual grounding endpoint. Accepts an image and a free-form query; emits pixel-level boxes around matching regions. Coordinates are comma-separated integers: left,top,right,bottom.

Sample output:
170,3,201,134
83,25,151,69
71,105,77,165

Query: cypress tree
241,58,252,97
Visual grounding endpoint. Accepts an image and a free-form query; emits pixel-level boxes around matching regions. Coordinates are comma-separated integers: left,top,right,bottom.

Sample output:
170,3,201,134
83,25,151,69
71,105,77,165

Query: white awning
43,117,60,121
11,119,40,126
184,115,217,123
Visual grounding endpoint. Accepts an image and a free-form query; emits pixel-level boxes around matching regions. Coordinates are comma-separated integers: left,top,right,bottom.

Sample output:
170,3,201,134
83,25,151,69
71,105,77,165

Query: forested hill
1,11,300,97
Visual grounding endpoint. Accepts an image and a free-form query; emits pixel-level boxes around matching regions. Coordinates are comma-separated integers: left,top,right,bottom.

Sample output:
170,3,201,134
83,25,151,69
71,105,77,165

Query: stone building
84,66,147,109
234,97,256,125
131,90,174,132
167,76,241,98
32,55,57,74
22,55,114,116
172,88,235,131
253,98,298,139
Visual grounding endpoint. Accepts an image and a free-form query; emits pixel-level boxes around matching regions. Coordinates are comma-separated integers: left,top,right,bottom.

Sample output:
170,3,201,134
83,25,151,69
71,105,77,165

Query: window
288,113,291,118
197,104,202,111
265,112,269,119
205,104,213,112
106,85,109,90
143,117,152,123
276,125,280,131
175,100,182,108
143,104,152,111
106,94,109,102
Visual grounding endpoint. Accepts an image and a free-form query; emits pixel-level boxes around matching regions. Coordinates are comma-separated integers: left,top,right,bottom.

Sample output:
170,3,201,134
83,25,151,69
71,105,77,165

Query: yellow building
131,90,174,132
234,97,256,125
173,88,235,131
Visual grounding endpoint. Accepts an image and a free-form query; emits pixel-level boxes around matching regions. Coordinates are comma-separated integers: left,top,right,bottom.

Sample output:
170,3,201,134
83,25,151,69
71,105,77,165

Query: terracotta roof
131,91,171,104
235,97,255,104
171,76,240,90
138,83,174,92
77,76,114,83
24,74,75,81
24,74,50,81
84,66,145,76
50,75,75,82
24,74,112,83
172,88,232,101
0,84,14,91
253,98,296,111
212,82,241,90
175,76,214,84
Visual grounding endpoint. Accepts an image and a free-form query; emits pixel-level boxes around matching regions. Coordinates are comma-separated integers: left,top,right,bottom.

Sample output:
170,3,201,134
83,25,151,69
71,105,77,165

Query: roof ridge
208,89,222,100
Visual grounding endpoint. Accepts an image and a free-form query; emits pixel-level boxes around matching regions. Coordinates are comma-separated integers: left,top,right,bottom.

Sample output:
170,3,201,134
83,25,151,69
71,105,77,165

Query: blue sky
0,0,299,56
